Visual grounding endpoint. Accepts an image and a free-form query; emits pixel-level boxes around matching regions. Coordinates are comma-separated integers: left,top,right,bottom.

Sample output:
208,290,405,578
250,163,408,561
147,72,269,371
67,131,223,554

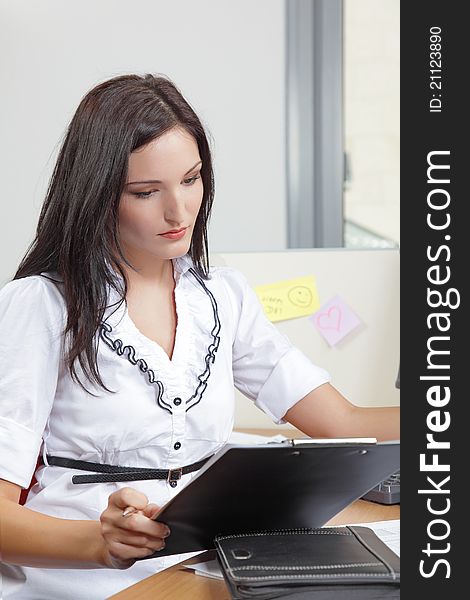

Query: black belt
41,454,213,485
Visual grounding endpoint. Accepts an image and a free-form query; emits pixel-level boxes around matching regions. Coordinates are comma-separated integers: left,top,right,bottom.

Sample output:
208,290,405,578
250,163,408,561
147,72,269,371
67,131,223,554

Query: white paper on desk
183,519,400,580
185,559,224,580
349,519,400,557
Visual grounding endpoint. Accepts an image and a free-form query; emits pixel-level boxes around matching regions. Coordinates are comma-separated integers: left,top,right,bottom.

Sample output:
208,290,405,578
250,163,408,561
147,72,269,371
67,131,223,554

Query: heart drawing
316,306,342,331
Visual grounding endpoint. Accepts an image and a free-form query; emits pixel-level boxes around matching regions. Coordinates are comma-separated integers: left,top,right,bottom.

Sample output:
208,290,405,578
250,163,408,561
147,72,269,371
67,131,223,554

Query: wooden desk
110,430,400,600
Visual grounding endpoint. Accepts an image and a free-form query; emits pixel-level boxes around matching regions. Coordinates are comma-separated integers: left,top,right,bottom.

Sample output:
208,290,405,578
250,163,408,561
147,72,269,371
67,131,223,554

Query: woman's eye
183,174,201,186
134,190,157,198
132,175,200,197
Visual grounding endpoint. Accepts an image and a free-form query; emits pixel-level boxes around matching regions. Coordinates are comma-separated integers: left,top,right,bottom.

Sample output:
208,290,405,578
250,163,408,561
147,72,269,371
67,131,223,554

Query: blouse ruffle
99,256,222,414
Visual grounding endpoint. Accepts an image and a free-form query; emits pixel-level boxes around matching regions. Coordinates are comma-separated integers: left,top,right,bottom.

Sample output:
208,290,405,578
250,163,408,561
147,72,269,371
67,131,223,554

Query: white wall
0,0,287,285
344,0,400,245
212,249,400,429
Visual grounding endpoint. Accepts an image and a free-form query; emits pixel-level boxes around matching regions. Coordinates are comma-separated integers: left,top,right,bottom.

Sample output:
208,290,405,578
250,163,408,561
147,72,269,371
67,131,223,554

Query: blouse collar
173,253,194,278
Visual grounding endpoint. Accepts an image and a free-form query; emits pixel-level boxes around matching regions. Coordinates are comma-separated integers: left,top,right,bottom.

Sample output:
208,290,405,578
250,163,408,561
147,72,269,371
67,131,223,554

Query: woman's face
118,127,204,262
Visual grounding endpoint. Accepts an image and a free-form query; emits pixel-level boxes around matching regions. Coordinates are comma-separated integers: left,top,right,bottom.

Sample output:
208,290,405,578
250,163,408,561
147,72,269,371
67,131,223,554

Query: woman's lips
159,227,187,240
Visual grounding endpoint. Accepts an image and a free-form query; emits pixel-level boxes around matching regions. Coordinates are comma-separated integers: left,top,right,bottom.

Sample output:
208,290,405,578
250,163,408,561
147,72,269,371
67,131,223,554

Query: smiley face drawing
287,285,313,308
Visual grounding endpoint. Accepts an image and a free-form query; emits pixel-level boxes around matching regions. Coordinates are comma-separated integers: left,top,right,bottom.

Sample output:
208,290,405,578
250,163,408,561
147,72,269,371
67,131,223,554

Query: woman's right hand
99,487,170,569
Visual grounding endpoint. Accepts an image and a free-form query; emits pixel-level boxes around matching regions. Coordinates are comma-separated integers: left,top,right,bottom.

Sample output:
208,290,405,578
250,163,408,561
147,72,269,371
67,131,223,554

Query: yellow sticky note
254,276,320,323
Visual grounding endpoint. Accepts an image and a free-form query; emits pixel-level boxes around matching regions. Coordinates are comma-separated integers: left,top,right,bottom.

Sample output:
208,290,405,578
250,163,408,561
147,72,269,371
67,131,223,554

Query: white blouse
0,253,330,599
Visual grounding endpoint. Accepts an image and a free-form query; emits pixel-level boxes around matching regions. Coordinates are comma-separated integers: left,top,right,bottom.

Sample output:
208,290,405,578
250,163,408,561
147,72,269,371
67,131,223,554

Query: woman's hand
99,487,170,569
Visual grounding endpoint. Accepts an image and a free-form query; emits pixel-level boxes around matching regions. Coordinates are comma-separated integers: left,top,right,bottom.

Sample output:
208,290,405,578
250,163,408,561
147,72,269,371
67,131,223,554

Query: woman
0,73,399,599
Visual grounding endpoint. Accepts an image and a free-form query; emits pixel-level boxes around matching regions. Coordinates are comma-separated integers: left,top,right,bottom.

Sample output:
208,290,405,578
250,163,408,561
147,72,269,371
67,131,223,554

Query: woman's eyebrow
126,160,202,186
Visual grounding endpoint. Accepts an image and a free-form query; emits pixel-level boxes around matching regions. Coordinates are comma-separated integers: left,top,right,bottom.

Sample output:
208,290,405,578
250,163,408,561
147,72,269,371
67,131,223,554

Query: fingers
107,531,166,554
108,487,149,511
100,487,170,569
122,506,143,518
110,531,166,549
105,541,159,570
142,503,160,520
119,511,170,540
102,518,168,568
121,502,160,519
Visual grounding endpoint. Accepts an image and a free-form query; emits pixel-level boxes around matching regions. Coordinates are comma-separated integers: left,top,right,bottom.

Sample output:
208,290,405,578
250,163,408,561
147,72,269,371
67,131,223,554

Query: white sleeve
0,276,65,488
220,268,330,424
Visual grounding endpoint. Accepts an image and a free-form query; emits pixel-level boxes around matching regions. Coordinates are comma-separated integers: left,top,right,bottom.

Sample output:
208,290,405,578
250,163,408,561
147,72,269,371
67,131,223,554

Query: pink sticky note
310,295,361,347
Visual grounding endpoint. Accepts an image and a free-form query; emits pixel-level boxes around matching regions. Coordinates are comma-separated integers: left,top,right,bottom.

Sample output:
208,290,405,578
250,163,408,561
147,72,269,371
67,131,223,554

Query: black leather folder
150,439,399,558
214,526,400,599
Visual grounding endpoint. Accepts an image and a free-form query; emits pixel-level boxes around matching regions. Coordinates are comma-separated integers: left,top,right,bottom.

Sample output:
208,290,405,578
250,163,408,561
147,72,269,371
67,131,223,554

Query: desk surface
109,429,400,600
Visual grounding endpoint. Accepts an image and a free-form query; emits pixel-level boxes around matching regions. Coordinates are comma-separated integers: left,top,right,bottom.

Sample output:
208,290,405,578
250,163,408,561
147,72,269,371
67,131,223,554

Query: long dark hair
14,73,215,394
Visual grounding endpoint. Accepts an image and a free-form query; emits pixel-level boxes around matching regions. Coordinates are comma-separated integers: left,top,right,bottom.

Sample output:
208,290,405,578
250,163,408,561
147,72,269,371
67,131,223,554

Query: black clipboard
148,439,399,558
